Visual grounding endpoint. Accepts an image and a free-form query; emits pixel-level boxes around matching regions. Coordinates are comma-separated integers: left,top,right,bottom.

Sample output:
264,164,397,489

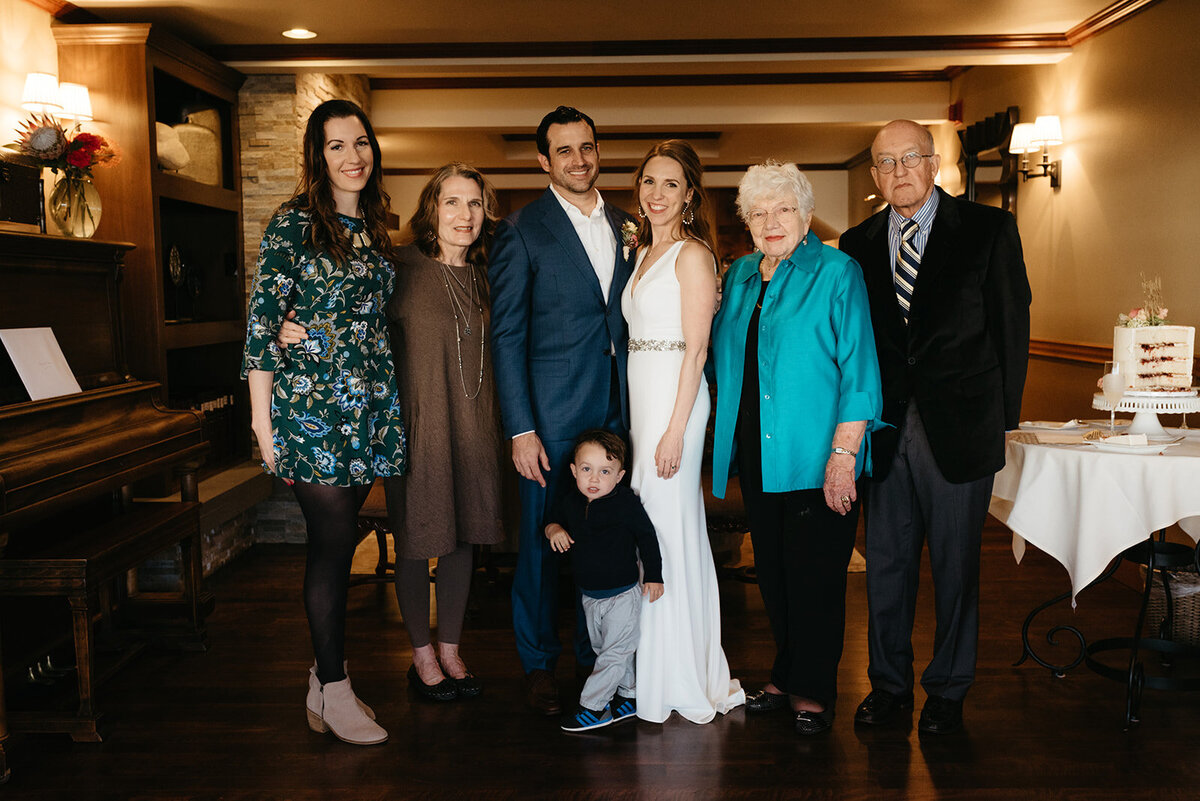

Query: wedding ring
840,495,851,503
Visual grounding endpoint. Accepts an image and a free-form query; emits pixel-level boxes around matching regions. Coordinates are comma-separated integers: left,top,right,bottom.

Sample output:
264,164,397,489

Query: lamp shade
57,82,93,122
1008,123,1039,154
1033,115,1064,146
21,72,62,113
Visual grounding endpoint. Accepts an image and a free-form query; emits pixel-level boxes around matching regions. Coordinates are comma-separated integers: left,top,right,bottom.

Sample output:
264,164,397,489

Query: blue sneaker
560,704,612,732
610,694,636,723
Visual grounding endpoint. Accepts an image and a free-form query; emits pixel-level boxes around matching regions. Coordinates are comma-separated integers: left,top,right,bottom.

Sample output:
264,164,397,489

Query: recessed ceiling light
282,28,317,39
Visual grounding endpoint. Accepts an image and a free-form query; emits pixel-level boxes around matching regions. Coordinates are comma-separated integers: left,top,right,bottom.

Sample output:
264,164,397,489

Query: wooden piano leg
68,593,102,742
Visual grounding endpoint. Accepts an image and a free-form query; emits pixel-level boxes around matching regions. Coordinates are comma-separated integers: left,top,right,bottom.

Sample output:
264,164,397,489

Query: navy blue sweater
547,484,663,593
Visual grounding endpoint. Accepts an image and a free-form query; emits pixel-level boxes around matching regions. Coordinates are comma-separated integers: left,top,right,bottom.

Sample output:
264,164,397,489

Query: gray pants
579,585,641,711
865,402,994,702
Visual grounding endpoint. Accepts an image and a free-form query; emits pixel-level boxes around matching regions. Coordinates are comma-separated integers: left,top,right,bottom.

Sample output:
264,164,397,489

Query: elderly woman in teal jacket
711,160,882,736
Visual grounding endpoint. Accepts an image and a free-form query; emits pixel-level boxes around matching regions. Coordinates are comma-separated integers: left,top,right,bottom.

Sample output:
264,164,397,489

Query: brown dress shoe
525,669,561,716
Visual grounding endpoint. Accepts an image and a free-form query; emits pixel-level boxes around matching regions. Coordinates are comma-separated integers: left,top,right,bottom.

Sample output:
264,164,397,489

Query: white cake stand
1092,390,1200,437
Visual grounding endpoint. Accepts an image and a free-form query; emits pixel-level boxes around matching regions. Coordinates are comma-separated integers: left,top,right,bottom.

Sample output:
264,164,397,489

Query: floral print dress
241,206,407,485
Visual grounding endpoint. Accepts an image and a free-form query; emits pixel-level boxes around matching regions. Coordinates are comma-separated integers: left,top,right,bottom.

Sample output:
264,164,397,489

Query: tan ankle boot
310,677,388,746
308,662,375,722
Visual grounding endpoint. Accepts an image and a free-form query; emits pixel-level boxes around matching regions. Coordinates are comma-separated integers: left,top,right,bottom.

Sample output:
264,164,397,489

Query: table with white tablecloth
989,431,1200,600
988,428,1200,727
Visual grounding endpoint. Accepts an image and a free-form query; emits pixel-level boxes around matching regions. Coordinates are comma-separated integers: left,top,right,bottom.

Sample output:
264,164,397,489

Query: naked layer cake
1113,324,1194,390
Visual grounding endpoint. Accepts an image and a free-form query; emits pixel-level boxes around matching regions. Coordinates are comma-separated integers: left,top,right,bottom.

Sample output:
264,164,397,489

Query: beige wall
1,0,57,153
952,1,1200,346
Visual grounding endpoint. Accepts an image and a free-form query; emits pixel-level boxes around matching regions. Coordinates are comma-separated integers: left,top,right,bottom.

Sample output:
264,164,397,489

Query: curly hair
632,139,717,257
735,160,815,224
406,163,498,268
287,99,395,264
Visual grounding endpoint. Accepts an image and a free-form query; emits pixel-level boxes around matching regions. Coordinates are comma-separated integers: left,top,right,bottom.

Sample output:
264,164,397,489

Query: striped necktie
895,219,920,324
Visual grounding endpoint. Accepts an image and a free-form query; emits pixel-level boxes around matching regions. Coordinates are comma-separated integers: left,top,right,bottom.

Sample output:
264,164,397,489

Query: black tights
292,481,372,685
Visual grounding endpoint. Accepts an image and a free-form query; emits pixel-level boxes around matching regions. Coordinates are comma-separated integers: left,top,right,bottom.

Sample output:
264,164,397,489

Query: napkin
1008,431,1091,445
1101,433,1148,446
1021,419,1081,429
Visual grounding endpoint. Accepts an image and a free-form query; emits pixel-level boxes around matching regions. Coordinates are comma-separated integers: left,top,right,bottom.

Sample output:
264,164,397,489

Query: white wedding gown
621,240,745,724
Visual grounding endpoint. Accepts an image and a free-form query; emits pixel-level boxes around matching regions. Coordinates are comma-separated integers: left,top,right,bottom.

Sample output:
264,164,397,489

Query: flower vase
49,172,102,238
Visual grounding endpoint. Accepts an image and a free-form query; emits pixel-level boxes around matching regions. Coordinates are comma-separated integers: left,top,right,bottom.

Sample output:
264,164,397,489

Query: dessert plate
1085,441,1180,455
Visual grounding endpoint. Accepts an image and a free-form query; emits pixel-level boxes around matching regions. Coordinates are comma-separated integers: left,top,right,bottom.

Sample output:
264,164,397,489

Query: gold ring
840,495,850,503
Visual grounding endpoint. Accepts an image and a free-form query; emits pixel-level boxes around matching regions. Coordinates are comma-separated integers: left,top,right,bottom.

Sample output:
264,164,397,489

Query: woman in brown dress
280,163,503,702
387,163,503,701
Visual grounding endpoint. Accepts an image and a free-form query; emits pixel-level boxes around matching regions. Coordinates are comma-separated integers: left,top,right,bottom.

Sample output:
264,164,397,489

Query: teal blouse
241,207,407,486
710,234,883,497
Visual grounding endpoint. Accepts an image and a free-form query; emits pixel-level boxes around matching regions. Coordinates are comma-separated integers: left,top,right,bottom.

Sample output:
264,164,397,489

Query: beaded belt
628,338,686,352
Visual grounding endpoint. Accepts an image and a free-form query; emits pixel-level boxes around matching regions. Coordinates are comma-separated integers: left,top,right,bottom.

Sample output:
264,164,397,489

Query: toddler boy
545,429,663,732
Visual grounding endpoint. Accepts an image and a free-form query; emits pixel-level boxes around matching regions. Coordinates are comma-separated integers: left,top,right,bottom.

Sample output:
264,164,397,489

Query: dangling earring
637,207,645,219
682,201,694,226
426,230,437,242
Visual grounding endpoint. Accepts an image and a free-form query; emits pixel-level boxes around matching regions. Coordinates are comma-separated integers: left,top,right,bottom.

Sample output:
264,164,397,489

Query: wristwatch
831,447,857,457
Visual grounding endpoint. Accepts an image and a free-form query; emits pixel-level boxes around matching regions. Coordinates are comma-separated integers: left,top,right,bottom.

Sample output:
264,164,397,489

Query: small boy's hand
545,523,574,553
643,582,664,603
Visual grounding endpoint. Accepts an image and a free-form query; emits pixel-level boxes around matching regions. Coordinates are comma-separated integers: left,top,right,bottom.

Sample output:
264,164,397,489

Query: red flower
66,148,93,168
73,132,104,153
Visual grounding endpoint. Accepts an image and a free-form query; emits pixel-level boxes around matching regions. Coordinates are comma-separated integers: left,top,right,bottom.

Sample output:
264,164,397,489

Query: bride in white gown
621,140,744,724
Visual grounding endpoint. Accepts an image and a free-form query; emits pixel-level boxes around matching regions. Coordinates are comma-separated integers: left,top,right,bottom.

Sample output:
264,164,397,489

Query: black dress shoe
918,695,963,735
853,689,914,726
745,687,791,714
525,669,561,716
794,708,833,736
451,671,482,699
407,663,458,702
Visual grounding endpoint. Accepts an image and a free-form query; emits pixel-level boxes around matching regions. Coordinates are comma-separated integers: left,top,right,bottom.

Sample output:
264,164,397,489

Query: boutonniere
621,220,639,260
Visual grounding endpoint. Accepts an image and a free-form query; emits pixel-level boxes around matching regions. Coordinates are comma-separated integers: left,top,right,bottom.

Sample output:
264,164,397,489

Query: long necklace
436,259,485,399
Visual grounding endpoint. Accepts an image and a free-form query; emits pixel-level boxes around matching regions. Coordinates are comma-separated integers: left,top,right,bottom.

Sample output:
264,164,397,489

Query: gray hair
735,160,815,223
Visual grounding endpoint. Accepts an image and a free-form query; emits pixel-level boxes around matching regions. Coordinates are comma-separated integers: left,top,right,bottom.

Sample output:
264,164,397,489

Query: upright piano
0,231,209,779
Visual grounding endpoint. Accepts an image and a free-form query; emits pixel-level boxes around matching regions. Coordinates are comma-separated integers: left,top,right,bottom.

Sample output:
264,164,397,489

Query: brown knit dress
383,244,503,559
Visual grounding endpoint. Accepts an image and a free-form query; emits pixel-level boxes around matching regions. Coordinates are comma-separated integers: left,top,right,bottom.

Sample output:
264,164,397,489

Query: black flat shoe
853,689,914,726
407,663,457,702
451,671,482,699
745,687,791,714
794,709,833,736
918,695,963,735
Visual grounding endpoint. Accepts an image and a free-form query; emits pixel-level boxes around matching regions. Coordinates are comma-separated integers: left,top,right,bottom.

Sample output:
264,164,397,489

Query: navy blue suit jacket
488,188,635,443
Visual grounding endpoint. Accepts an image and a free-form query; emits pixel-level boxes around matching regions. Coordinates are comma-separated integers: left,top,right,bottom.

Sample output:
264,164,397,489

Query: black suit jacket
839,188,1031,483
488,188,634,442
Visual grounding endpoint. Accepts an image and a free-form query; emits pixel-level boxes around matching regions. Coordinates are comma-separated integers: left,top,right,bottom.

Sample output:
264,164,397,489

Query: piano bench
0,500,205,742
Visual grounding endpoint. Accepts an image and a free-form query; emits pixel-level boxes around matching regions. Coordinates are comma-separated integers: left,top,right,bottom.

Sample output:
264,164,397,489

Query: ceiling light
282,28,317,40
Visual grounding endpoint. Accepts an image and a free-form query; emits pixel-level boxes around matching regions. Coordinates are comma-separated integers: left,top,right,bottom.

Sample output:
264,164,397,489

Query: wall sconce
57,83,93,123
19,73,92,125
21,73,62,114
1009,115,1063,188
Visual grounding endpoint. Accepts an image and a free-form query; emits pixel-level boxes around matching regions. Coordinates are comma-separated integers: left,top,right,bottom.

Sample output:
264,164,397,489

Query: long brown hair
406,163,498,268
632,139,717,257
288,99,395,264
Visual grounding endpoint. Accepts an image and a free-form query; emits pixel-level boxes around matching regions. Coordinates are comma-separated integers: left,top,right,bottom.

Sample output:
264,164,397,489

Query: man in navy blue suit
488,107,636,715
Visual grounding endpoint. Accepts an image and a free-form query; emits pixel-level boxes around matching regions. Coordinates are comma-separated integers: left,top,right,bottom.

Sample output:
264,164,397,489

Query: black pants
739,462,858,707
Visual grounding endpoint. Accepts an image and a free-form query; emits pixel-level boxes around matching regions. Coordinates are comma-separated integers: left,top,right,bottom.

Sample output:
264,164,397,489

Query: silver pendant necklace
436,259,485,399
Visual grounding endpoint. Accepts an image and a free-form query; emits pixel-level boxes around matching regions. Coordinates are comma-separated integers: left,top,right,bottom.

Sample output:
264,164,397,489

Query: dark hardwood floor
7,517,1200,800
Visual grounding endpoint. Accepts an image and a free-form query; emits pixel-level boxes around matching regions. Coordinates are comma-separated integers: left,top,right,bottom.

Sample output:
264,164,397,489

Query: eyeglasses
747,206,799,226
873,152,935,174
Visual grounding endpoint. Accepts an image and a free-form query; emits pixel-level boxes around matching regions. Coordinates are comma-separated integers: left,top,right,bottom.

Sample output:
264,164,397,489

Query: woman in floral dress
242,99,405,746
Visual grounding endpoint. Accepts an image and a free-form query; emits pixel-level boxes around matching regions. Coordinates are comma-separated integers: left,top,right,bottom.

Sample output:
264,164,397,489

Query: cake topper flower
1117,274,1170,327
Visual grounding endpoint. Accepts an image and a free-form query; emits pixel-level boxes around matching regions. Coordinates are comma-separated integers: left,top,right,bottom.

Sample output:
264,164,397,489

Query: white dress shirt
549,184,618,302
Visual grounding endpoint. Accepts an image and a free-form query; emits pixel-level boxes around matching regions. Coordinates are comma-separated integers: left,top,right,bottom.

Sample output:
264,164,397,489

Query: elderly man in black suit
839,119,1031,735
